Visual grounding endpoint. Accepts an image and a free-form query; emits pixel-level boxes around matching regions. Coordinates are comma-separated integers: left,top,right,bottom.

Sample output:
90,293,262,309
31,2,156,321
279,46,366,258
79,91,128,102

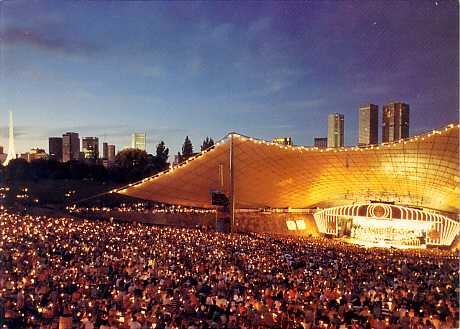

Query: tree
201,137,215,151
114,148,151,182
4,158,30,182
181,136,194,161
29,159,55,180
87,164,108,181
66,161,90,180
115,148,149,169
154,141,169,172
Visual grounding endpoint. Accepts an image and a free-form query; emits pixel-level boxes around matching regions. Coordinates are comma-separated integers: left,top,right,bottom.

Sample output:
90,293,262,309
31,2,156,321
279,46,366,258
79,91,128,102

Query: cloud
188,56,204,75
351,83,390,96
146,132,187,147
251,124,297,131
247,17,271,36
127,63,165,78
0,124,131,143
240,67,306,98
284,98,325,111
0,126,29,139
0,27,100,56
0,123,192,155
211,23,233,40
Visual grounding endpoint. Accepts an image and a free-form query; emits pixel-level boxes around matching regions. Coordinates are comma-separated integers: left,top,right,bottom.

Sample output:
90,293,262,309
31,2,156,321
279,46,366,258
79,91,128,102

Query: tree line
0,136,214,184
177,136,215,163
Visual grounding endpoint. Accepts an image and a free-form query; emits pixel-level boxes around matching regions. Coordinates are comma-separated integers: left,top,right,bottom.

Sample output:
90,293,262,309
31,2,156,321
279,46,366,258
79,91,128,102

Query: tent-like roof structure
115,123,459,214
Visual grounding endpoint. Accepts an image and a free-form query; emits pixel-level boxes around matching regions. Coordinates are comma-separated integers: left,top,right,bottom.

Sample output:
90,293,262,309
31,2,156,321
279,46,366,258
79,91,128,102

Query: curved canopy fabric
115,124,459,214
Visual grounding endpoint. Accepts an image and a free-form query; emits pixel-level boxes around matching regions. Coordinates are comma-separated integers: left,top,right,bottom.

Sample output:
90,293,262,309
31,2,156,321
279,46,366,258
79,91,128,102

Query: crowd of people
0,210,458,329
66,203,214,215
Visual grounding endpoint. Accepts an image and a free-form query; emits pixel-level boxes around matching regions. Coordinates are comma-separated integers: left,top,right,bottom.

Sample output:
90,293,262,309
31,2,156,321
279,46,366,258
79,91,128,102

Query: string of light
113,123,459,194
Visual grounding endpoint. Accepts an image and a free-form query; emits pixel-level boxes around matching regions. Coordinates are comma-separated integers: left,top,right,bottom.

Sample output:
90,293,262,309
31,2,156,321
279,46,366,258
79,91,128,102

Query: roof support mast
229,133,235,233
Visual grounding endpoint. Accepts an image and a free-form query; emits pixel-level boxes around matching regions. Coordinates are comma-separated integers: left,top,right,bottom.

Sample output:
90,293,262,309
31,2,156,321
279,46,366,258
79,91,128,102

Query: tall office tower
358,104,379,146
314,137,328,149
82,137,99,160
382,102,410,142
102,142,109,159
108,144,116,163
3,111,16,166
327,113,344,148
272,137,293,146
48,137,63,162
62,132,80,162
132,132,146,151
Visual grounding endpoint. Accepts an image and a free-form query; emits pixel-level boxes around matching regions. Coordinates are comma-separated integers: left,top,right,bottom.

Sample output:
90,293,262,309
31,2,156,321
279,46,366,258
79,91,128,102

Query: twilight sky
0,1,458,155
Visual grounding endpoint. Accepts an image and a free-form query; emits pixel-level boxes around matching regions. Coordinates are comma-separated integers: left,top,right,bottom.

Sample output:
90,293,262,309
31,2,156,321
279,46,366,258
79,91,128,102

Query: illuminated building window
295,219,306,230
286,220,297,231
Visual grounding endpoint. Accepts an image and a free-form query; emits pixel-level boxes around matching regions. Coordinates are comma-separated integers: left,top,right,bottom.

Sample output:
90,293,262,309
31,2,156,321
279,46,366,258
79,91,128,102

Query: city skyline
0,1,458,154
0,100,455,160
0,98,456,160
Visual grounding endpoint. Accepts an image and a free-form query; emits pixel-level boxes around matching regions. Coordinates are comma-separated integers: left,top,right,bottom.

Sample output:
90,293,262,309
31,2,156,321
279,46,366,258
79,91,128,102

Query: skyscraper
132,132,146,151
382,102,410,142
314,137,328,149
82,137,99,160
108,144,116,163
49,137,63,162
358,104,379,146
327,113,344,148
3,111,16,166
62,132,80,162
102,142,109,159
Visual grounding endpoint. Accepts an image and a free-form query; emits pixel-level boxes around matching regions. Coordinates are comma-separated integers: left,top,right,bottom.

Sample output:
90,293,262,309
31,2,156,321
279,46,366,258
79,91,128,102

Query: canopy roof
115,123,459,214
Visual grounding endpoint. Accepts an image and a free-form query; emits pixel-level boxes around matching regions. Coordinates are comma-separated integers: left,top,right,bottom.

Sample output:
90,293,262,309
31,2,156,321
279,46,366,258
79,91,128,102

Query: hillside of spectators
0,211,457,329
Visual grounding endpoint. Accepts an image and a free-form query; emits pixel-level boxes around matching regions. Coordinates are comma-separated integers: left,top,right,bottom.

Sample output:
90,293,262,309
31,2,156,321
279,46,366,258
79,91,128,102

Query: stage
338,237,427,249
313,203,459,248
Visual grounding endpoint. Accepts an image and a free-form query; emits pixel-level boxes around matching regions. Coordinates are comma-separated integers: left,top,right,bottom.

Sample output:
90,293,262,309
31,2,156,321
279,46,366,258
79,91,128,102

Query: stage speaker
210,190,229,206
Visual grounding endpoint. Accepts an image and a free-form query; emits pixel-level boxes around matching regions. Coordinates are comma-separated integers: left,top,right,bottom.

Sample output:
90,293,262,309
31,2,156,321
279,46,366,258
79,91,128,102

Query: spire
3,111,16,166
